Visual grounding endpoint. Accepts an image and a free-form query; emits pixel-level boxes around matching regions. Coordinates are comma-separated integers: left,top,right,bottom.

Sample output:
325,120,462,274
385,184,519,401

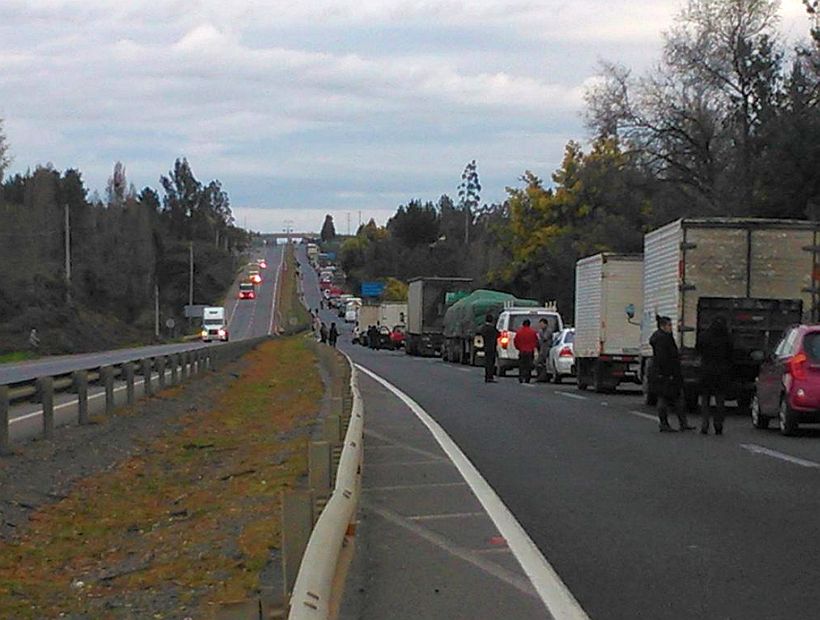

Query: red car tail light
559,346,573,357
789,352,808,380
498,331,510,349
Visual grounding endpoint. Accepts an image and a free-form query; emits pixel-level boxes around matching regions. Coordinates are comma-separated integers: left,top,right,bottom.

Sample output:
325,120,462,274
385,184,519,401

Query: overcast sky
0,1,813,233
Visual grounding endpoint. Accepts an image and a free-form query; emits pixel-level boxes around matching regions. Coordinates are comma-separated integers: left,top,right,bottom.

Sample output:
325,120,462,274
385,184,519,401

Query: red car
753,325,820,435
238,282,256,300
390,324,406,349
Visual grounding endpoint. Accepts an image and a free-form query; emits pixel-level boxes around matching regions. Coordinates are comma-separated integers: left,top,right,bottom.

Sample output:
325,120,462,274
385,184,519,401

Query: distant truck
201,306,228,342
640,218,818,410
443,289,539,365
406,277,472,356
574,254,644,392
379,302,407,330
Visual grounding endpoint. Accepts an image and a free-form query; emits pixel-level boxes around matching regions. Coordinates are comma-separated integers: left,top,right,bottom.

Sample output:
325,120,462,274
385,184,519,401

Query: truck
574,254,644,392
640,218,819,411
442,289,539,365
307,243,319,264
379,302,408,330
201,306,228,342
406,277,473,356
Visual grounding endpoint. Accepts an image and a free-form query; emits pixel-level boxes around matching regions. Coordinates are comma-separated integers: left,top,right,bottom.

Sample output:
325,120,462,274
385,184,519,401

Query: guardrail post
309,441,332,502
38,376,54,440
123,362,135,405
141,358,153,396
191,351,199,376
156,357,166,390
100,366,114,417
0,385,10,455
281,489,314,599
73,370,89,425
169,354,179,385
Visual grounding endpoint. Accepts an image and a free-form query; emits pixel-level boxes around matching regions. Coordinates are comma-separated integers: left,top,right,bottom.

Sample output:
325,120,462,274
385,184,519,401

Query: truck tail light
499,331,510,349
789,352,808,380
218,329,226,337
559,346,573,357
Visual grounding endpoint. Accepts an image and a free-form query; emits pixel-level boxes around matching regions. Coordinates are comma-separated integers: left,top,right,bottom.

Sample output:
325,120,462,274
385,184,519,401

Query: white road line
740,444,820,469
455,367,472,373
629,409,658,422
357,363,591,620
365,482,468,492
406,511,485,521
366,460,449,467
557,391,588,401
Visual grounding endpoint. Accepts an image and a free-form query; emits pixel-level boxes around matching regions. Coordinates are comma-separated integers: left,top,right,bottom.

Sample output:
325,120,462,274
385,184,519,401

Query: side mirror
750,350,765,362
625,304,635,320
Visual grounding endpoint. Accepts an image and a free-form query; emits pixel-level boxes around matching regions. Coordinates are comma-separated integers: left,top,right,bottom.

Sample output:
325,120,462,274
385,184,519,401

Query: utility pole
347,212,351,236
188,241,194,307
154,282,160,338
64,204,71,303
358,210,362,231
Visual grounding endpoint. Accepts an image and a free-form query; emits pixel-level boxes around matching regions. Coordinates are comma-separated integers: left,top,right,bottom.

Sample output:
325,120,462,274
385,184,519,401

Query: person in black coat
649,316,695,432
479,313,499,383
328,322,339,348
697,317,733,435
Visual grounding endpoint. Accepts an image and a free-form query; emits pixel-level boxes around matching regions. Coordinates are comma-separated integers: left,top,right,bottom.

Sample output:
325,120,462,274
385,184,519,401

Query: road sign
165,318,176,329
361,282,385,298
184,304,207,318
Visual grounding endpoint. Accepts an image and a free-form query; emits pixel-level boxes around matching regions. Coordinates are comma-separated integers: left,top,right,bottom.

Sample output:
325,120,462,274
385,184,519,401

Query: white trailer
201,306,228,342
574,253,643,392
379,302,408,329
640,217,818,408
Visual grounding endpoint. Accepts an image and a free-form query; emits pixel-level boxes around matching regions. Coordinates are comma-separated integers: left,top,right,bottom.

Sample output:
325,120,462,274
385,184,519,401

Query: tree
106,161,130,208
0,118,9,183
160,158,202,239
458,160,481,244
320,214,336,242
387,200,439,247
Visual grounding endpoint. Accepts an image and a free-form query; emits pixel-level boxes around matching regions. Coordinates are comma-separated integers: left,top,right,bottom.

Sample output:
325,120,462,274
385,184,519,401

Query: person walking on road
319,322,328,344
479,313,499,383
649,316,695,432
514,319,539,384
328,322,339,348
535,317,555,382
697,317,733,435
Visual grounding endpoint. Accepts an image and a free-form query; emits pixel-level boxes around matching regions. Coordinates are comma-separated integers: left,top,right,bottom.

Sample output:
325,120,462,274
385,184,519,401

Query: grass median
0,336,322,618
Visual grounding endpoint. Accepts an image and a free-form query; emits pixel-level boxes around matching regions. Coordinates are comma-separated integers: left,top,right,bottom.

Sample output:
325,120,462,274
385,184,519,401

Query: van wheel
779,398,798,436
751,394,769,429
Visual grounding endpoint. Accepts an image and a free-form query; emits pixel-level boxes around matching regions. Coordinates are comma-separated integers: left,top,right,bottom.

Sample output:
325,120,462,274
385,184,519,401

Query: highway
1,242,283,443
296,249,820,620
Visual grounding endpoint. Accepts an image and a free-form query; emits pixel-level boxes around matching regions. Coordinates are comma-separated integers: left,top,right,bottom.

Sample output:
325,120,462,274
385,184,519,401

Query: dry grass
0,337,322,619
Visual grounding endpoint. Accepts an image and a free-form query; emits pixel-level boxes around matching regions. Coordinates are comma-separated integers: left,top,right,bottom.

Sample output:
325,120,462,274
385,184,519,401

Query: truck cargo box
407,277,472,356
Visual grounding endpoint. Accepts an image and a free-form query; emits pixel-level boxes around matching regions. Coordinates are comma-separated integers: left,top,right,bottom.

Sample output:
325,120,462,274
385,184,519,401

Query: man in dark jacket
535,317,555,382
697,317,733,435
514,319,539,384
479,314,499,383
649,316,695,432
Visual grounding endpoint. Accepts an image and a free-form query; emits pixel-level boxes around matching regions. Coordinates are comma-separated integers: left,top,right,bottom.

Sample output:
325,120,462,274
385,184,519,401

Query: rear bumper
554,358,575,375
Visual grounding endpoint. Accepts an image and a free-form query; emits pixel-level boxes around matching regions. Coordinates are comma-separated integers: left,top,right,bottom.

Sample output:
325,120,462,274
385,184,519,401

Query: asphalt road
295,252,820,620
0,242,283,386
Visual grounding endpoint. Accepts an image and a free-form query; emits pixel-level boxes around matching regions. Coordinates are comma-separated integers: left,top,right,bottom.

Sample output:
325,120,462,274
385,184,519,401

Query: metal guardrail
287,352,363,620
0,336,270,455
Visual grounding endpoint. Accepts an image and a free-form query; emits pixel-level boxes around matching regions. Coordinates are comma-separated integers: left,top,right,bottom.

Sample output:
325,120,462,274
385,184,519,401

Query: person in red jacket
513,319,539,384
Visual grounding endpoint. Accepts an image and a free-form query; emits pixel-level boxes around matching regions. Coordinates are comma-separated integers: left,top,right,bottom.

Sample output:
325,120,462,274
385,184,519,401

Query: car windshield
564,331,575,343
240,284,253,291
804,332,820,361
509,313,559,332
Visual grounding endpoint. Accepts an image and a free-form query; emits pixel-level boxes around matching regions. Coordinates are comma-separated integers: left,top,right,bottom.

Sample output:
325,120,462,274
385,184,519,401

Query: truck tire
779,398,798,436
593,361,609,393
577,360,589,390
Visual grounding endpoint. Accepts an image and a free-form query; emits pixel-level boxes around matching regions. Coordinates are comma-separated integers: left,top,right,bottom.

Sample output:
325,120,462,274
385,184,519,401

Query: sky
0,1,814,233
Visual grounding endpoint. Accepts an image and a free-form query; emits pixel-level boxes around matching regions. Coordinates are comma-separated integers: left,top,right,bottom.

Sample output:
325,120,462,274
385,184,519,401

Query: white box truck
379,302,408,329
574,253,643,392
640,218,818,410
201,306,228,342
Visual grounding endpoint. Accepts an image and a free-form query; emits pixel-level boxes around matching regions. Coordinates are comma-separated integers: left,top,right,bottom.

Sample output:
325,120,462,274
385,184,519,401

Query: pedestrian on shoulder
479,313,499,383
649,316,695,432
329,322,339,347
320,322,328,344
513,319,539,384
29,328,40,352
697,317,733,435
535,318,554,382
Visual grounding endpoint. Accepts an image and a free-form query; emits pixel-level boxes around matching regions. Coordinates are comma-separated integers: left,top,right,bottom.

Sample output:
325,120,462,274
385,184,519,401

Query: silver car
547,328,575,383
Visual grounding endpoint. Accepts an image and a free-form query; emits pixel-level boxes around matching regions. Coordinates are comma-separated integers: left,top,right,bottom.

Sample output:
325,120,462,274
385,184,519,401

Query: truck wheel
593,362,608,393
751,394,769,429
779,398,798,436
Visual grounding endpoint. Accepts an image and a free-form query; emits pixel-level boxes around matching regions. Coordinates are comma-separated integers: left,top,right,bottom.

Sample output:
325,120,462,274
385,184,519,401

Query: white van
201,306,229,342
495,306,563,376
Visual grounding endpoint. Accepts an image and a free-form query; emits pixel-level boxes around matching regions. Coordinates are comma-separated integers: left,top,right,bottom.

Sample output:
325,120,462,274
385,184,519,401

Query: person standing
29,328,40,353
649,316,695,432
479,313,499,383
697,317,733,435
535,318,555,382
513,319,539,384
328,322,339,348
320,322,328,344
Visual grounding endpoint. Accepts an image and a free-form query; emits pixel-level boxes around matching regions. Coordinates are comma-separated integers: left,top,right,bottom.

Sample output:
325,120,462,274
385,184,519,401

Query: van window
508,313,560,333
803,332,820,361
564,331,575,343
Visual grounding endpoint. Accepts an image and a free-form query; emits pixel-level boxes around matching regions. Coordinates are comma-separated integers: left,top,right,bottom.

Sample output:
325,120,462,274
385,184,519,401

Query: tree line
339,0,820,317
0,142,250,354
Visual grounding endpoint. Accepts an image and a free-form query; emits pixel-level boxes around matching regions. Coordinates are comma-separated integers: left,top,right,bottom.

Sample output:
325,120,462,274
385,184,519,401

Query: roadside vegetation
336,0,820,318
277,244,313,334
0,151,252,355
0,336,322,618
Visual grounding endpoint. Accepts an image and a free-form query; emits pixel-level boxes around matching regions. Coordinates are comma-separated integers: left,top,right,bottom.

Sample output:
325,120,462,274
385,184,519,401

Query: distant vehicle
238,282,256,300
257,259,268,269
574,253,643,392
345,298,362,323
640,218,818,411
390,324,406,349
495,307,564,377
248,270,262,284
377,325,392,350
406,277,473,356
547,328,576,384
753,325,820,435
201,306,228,342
